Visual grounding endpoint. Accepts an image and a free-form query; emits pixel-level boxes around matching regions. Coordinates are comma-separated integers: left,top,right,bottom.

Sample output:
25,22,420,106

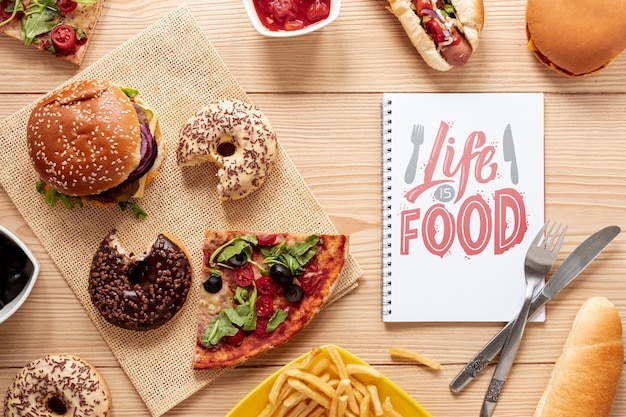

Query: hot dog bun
386,0,484,71
526,0,626,77
533,297,624,417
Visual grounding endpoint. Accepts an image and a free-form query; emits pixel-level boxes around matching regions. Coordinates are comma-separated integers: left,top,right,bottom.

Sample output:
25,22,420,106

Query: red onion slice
127,124,157,183
421,8,445,23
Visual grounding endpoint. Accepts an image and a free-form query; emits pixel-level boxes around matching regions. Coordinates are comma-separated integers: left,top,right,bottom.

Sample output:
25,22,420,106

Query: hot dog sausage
441,32,473,66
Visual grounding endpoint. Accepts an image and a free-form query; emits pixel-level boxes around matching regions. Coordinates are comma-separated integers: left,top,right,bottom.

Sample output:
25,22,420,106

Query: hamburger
27,79,165,218
526,0,626,77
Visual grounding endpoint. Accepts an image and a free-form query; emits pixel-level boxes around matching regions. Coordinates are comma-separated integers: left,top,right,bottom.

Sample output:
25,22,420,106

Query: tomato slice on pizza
0,0,104,65
194,230,348,370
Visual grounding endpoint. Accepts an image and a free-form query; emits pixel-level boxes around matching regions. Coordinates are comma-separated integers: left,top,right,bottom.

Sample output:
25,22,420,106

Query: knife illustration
502,124,519,185
449,225,621,393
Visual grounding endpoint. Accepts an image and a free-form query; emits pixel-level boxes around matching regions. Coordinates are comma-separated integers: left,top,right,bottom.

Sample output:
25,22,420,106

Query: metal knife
502,124,519,184
449,225,621,393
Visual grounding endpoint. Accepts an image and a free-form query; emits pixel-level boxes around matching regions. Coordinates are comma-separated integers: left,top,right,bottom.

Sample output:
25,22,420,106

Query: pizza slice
0,0,105,65
194,230,348,369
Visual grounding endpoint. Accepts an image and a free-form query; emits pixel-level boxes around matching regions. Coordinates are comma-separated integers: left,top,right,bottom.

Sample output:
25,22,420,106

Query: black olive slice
203,276,223,293
229,253,248,267
285,284,304,303
270,264,293,287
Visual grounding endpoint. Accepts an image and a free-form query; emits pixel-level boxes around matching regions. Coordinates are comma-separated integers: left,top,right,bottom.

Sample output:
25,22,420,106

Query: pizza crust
193,230,348,369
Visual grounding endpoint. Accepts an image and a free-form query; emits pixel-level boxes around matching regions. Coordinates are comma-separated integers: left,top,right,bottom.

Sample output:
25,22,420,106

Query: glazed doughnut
176,99,278,201
4,354,111,417
89,230,192,331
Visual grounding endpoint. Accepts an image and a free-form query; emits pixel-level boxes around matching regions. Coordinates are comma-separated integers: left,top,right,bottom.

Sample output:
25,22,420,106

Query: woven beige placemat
0,5,362,416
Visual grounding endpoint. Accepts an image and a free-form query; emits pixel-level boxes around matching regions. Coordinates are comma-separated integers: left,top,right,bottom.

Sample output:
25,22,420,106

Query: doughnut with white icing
176,99,278,201
4,354,111,417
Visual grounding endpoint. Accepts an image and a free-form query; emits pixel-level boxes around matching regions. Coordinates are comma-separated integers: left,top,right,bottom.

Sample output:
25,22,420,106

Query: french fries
260,346,403,417
389,346,441,370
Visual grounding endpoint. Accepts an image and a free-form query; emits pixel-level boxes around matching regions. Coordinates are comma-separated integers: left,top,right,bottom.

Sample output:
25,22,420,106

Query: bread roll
533,297,624,417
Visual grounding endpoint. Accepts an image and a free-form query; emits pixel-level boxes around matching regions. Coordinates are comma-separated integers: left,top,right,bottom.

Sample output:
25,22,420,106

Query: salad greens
207,233,321,277
36,181,148,220
21,0,58,45
202,284,258,347
260,234,319,276
0,0,24,27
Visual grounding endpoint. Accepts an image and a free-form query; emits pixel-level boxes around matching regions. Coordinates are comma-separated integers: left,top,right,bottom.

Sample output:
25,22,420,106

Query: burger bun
526,0,626,77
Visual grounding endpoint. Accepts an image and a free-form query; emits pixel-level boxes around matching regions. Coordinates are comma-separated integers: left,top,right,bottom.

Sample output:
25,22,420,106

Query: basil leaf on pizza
194,230,348,369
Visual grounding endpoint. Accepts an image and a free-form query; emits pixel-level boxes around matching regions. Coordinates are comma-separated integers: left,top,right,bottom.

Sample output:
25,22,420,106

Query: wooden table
1,1,626,416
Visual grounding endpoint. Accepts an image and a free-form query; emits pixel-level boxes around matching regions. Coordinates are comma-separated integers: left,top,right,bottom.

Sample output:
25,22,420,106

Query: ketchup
253,0,331,32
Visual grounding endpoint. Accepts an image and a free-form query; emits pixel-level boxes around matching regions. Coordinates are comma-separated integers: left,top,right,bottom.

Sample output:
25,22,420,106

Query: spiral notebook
382,93,545,322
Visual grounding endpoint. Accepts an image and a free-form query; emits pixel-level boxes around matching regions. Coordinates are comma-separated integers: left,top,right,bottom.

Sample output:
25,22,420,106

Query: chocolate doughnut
176,99,278,201
4,354,111,417
89,230,192,331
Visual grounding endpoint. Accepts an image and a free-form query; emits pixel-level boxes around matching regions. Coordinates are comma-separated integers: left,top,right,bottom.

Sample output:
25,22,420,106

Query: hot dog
387,0,484,71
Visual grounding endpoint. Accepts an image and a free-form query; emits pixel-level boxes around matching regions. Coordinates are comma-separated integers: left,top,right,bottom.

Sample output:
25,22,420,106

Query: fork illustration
404,124,424,184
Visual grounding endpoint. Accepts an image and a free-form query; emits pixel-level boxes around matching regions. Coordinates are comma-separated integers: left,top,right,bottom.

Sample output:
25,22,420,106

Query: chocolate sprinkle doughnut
89,230,192,331
176,99,278,201
4,354,111,417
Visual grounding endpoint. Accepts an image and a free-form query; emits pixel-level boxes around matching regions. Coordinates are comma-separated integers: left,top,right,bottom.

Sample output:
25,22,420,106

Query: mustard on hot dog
387,0,484,71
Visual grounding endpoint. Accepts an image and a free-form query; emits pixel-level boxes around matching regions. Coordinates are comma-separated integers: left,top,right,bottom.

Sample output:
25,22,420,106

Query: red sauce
253,0,331,32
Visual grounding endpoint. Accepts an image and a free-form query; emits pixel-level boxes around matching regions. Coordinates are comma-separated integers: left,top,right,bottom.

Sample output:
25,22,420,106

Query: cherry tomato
223,329,244,346
233,264,254,287
50,24,77,52
57,0,77,14
256,295,274,317
413,0,433,17
270,0,298,22
424,19,445,43
256,275,280,295
256,234,277,246
306,0,329,23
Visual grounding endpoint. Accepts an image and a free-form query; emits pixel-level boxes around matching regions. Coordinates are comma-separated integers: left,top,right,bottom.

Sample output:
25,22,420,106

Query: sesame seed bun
526,0,626,77
27,79,144,197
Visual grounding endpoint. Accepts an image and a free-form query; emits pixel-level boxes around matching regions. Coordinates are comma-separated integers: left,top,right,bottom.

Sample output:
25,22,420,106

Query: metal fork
480,220,567,417
404,124,424,184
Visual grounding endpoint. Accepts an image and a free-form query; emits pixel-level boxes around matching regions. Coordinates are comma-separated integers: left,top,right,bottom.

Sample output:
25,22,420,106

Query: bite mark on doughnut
88,230,192,331
176,99,278,201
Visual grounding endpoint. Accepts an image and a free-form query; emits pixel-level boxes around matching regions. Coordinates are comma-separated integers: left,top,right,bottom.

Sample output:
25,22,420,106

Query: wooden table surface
2,1,626,416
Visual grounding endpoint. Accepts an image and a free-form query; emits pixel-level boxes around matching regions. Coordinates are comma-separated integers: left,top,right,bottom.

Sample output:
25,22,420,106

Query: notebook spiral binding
382,99,393,316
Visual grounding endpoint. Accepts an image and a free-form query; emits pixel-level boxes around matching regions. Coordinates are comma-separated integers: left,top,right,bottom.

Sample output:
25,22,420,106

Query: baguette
533,297,624,417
